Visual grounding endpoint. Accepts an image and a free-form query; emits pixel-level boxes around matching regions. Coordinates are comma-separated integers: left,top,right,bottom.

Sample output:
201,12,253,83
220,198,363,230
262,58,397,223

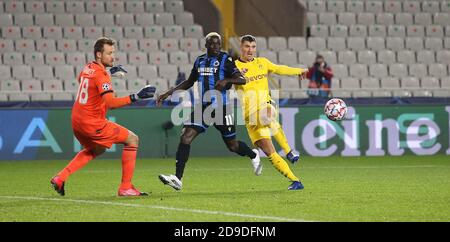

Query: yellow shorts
246,123,272,145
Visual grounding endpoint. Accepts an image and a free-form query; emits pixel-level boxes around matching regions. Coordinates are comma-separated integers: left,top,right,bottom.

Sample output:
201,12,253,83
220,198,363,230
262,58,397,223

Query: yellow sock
270,121,292,154
268,153,299,182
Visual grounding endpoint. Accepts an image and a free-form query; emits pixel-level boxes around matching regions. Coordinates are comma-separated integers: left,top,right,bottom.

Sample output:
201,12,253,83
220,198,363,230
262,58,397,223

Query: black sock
236,141,256,159
175,143,191,180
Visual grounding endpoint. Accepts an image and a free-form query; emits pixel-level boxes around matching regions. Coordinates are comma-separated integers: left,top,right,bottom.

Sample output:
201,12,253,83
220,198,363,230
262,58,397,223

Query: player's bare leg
159,127,199,190
118,130,148,196
254,138,304,190
223,138,261,175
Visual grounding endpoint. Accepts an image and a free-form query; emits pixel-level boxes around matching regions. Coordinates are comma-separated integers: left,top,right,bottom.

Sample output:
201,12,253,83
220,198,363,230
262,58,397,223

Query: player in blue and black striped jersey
156,32,261,191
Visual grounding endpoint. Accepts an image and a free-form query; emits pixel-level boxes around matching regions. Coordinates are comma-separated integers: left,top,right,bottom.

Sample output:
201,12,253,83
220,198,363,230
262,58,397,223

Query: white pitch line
0,195,312,222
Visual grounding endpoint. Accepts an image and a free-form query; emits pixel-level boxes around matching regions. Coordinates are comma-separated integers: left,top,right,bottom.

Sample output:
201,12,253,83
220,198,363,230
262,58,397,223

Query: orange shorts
73,121,129,149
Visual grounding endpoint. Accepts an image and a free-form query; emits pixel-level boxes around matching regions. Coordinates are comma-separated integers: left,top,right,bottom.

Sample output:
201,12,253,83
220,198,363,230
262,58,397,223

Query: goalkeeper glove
110,65,127,78
130,85,156,102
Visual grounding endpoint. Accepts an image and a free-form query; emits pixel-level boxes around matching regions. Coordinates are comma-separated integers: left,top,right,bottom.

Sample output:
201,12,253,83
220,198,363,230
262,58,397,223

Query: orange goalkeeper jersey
72,61,114,133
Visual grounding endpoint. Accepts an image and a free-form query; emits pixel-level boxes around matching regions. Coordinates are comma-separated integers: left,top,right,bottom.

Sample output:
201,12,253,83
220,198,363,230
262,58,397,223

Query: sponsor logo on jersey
198,67,218,76
244,74,268,82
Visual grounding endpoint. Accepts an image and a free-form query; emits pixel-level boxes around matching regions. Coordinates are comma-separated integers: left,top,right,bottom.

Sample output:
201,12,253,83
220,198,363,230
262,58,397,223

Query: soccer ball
324,98,347,121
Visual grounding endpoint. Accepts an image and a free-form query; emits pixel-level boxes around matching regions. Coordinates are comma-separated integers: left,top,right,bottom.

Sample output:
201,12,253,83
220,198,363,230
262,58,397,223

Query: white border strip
0,195,312,222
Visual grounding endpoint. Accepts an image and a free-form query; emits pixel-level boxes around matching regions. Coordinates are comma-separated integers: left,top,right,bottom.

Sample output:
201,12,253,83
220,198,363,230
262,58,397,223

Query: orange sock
58,149,95,181
120,145,138,189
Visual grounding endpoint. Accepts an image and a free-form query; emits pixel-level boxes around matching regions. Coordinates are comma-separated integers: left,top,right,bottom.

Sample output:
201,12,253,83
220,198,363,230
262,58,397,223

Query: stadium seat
43,80,63,92
159,64,178,81
0,14,13,27
357,13,375,25
77,39,95,53
116,13,135,26
307,37,326,51
179,38,198,52
319,50,337,64
111,77,127,91
124,26,144,39
146,1,165,13
381,77,400,89
394,13,412,25
425,37,443,51
421,77,440,89
415,13,432,25
3,52,23,65
368,25,386,37
169,51,189,65
436,50,450,65
0,94,7,101
138,65,158,79
128,52,149,65
2,26,22,39
66,1,85,14
119,39,139,52
346,1,364,13
84,26,104,40
422,1,440,13
441,77,450,88
407,25,425,37
15,39,35,53
388,25,406,37
113,52,127,64
95,13,115,27
338,12,356,25
349,64,368,78
55,65,75,80
429,64,448,78
35,13,54,26
396,50,416,64
22,26,42,40
45,52,65,66
367,37,385,51
160,38,179,52
433,13,450,25
278,50,298,65
403,1,420,14
175,12,194,26
389,63,408,78
330,25,348,37
57,39,77,52
426,26,444,37
369,64,388,78
144,26,164,38
43,26,63,39
66,53,86,66
21,80,42,92
127,79,148,92
5,1,25,14
166,1,184,13
104,26,124,39
255,37,268,50
349,25,367,37
75,13,95,27
385,1,402,13
366,1,383,13
308,0,326,13
405,37,423,51
183,25,203,38
319,12,336,25
86,0,105,14
136,13,155,26
1,80,21,92
361,77,380,89
417,50,435,64
32,65,53,81
386,37,404,51
55,14,75,26
25,1,45,14
377,13,394,25
0,39,14,53
331,64,348,78
45,1,65,14
106,1,125,13
125,1,145,13
0,66,12,81
327,37,346,51
155,13,174,26
139,38,160,52
149,51,169,65
409,64,428,78
268,37,288,51
298,50,315,66
358,50,377,65
310,25,328,37
401,76,420,89
121,65,138,79
14,13,33,27
24,52,45,66
259,50,278,62
63,27,83,40
338,50,357,64
12,65,32,80
164,25,183,38
306,12,318,25
347,37,366,51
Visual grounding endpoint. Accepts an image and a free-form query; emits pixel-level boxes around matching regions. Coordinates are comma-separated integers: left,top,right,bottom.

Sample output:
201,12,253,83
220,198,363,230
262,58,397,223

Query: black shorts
184,105,236,140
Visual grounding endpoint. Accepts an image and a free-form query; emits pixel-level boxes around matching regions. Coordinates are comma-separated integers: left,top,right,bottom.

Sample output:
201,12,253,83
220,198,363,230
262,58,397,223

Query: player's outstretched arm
156,75,196,106
102,85,156,109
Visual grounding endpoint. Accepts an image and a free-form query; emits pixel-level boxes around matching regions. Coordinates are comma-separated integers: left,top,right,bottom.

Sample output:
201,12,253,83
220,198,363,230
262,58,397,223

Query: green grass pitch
0,155,449,222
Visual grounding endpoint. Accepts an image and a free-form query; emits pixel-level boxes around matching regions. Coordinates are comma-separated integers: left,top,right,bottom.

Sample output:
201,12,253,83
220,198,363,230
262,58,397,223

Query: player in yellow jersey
234,35,307,190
